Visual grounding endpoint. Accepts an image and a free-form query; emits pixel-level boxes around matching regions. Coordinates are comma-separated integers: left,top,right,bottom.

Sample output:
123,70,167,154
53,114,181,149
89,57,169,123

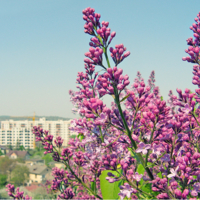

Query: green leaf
146,162,153,167
139,178,144,186
78,134,84,141
59,181,64,191
140,183,159,199
91,181,95,192
128,148,141,164
141,183,151,193
73,185,78,193
151,191,160,197
193,175,197,179
137,164,145,175
157,171,162,179
160,96,163,101
137,164,145,187
120,94,130,103
100,170,122,200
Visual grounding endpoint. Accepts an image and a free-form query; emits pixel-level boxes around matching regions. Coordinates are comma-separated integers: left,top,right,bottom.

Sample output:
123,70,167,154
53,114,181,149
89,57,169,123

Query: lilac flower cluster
96,67,130,97
32,126,54,154
84,47,103,65
6,184,32,200
83,7,116,47
6,7,200,200
182,12,200,63
110,44,130,66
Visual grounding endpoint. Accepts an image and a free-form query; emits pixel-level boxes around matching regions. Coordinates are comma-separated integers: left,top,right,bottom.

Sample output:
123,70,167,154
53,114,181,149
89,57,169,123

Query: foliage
7,144,13,150
34,142,44,153
16,157,25,163
0,149,4,156
27,149,35,156
70,134,77,139
14,139,21,150
42,153,53,166
99,170,122,199
0,174,7,188
19,145,25,151
33,187,57,200
10,165,29,187
30,146,45,158
0,191,9,199
0,156,16,174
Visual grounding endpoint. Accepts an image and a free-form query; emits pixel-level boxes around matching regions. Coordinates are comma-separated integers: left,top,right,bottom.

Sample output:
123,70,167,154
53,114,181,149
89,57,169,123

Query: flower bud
182,189,189,198
174,189,182,198
176,88,182,94
113,66,117,72
107,68,113,74
111,32,116,38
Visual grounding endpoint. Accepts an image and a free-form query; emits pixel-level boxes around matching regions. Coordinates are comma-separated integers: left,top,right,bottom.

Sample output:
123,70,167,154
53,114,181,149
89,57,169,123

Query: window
21,124,25,128
35,174,37,178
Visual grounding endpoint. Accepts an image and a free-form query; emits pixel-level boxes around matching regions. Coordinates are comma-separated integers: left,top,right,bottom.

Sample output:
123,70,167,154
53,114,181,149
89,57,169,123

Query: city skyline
0,117,73,149
0,1,199,118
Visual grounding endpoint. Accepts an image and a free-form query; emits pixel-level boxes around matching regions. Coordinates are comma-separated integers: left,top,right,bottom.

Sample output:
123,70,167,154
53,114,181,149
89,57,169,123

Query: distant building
6,150,30,160
13,162,51,185
27,164,50,185
48,161,65,169
25,158,45,165
0,118,74,149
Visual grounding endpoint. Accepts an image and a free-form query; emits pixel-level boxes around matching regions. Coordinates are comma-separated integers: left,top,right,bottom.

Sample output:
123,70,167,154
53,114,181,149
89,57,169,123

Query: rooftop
27,164,49,175
6,150,29,158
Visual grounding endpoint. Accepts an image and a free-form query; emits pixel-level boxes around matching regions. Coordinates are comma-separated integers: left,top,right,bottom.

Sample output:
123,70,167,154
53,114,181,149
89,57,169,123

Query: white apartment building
0,118,73,149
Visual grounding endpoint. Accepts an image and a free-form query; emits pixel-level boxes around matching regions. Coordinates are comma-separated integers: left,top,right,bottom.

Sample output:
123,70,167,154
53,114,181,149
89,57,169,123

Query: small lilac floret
132,172,143,182
135,142,151,155
118,183,136,200
167,166,179,178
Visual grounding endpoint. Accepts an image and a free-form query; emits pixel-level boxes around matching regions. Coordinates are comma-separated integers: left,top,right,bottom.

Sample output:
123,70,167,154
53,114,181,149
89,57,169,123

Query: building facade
27,164,50,184
0,118,73,149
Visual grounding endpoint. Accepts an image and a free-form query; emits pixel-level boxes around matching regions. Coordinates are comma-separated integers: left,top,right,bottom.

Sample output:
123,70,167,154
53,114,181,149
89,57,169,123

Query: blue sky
0,1,199,118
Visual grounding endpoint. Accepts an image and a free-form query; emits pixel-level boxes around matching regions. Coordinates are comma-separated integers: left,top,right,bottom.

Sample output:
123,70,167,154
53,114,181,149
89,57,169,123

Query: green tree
35,141,43,151
7,144,13,150
15,138,21,150
70,134,77,139
27,148,35,156
0,149,4,156
11,165,29,186
0,174,7,188
16,157,25,163
15,138,25,151
32,148,45,158
0,191,9,199
42,153,53,167
19,145,25,151
0,156,16,175
33,186,57,199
